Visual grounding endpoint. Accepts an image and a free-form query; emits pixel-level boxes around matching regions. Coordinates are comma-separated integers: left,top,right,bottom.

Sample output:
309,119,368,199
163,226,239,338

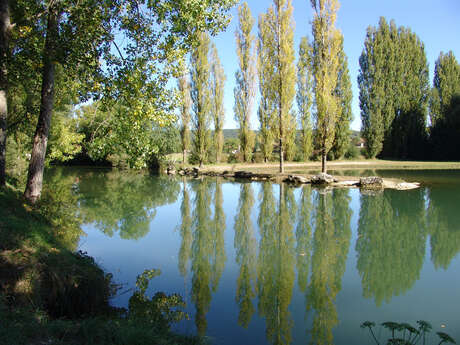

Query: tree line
359,17,460,160
178,0,353,173
1,0,459,203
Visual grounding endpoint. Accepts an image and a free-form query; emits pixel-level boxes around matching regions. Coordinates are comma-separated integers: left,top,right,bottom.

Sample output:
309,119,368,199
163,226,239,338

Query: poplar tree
234,2,256,162
310,0,341,173
430,51,460,159
257,12,276,163
358,19,393,158
190,32,211,167
359,18,429,159
210,44,226,163
274,0,296,171
329,35,352,160
258,0,296,172
296,37,314,161
431,51,460,126
177,65,192,164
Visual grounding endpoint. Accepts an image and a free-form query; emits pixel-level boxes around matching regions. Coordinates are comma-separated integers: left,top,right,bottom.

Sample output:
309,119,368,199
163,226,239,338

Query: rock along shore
167,167,420,191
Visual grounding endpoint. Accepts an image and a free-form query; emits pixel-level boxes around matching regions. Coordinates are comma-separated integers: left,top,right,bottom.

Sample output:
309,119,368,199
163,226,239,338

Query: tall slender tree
359,18,429,159
234,2,256,162
310,0,341,173
0,0,11,187
430,51,460,126
296,37,314,161
273,0,296,172
191,32,212,167
178,64,192,164
257,12,276,163
210,44,226,163
329,35,352,160
429,51,460,159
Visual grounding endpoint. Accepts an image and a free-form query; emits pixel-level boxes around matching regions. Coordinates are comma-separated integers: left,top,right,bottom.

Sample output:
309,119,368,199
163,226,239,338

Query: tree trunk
183,149,186,164
0,0,11,188
321,149,327,173
24,9,58,203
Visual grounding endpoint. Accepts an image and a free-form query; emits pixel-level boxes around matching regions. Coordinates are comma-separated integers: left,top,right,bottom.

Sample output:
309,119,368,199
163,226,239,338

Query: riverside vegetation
0,176,204,345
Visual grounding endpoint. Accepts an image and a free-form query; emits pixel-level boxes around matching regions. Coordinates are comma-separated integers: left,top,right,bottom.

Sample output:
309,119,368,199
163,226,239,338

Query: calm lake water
50,167,460,345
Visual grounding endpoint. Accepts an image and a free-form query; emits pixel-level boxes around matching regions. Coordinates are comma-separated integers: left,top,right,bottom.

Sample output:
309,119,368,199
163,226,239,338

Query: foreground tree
310,0,341,173
17,0,236,203
234,2,256,162
0,0,11,187
296,37,314,161
210,44,226,163
190,32,212,167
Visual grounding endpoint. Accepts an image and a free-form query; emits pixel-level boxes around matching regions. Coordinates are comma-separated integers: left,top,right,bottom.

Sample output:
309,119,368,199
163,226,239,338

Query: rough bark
0,0,11,188
24,9,58,203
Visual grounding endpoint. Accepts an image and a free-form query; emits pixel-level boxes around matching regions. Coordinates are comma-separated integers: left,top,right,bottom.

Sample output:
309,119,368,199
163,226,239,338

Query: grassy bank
178,159,460,174
0,183,202,345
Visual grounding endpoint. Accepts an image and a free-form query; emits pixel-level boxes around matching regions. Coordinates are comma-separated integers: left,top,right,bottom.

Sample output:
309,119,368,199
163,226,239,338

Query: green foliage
176,178,227,336
0,178,204,345
361,320,455,345
257,11,276,163
210,44,226,163
430,51,460,126
359,18,429,159
128,269,188,330
329,35,353,160
75,102,180,169
191,32,212,167
426,184,460,269
429,52,460,160
307,189,352,345
296,37,314,161
234,183,257,327
257,183,296,344
295,185,312,292
310,0,342,172
178,64,192,164
356,189,426,306
234,2,256,162
77,170,180,240
260,0,296,171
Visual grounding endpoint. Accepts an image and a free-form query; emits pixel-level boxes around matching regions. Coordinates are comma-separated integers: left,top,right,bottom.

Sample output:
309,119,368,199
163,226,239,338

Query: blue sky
210,0,460,131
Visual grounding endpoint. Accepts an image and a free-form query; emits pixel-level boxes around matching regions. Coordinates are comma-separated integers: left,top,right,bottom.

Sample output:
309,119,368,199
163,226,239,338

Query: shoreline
170,165,423,191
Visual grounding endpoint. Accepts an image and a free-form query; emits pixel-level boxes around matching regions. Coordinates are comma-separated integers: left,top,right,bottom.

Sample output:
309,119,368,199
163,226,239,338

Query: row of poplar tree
359,17,460,160
177,0,352,173
177,2,460,170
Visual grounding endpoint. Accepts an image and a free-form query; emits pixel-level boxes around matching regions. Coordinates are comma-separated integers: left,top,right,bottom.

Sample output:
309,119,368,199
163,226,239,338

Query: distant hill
223,129,239,139
224,128,361,140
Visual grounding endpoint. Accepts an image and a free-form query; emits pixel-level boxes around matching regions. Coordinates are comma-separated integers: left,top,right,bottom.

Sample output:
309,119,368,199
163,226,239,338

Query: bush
345,142,360,160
